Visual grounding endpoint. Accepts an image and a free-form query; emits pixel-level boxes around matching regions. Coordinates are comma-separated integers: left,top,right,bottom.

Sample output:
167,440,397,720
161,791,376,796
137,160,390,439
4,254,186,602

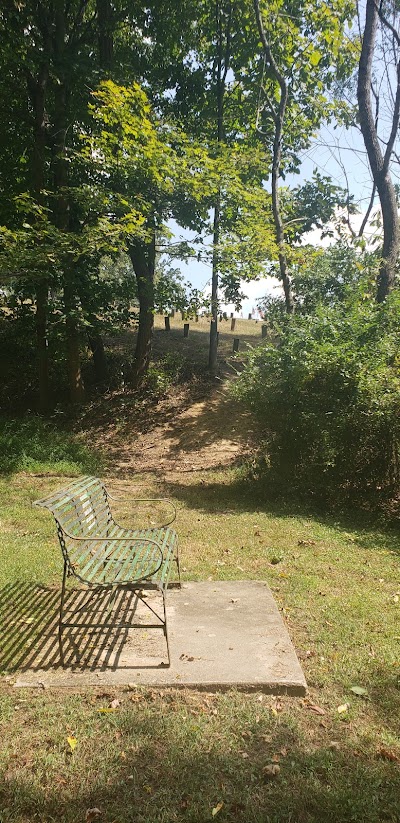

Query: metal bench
33,475,181,667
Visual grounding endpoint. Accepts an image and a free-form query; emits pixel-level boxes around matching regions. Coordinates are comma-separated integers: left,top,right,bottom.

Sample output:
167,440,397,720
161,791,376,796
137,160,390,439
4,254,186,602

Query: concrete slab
11,582,306,694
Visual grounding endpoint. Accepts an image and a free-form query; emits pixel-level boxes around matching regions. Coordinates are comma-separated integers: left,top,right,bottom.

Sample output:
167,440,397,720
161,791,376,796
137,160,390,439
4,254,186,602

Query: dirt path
104,377,258,480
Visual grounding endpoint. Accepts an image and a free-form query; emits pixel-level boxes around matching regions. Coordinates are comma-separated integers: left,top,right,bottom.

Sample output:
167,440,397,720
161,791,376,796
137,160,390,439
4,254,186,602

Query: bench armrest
106,494,176,527
61,528,165,580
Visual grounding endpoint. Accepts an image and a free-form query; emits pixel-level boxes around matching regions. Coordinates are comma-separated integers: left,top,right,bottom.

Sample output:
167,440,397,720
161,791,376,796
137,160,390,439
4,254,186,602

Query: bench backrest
34,476,112,566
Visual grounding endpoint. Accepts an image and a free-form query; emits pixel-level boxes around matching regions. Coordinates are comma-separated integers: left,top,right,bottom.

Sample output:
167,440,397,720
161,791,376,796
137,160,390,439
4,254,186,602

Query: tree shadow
163,474,400,555
1,706,399,822
0,581,169,673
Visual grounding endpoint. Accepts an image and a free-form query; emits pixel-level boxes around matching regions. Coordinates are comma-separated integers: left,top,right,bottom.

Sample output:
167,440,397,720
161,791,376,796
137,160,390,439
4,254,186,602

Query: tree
87,80,214,383
253,0,358,313
357,0,400,302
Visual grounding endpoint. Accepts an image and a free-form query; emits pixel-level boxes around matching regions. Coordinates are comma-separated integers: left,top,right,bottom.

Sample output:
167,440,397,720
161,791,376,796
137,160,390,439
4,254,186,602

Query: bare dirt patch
77,315,264,481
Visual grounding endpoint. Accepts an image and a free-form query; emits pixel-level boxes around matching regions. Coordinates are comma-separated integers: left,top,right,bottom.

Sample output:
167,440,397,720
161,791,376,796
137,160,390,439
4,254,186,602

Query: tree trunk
97,0,114,69
64,279,85,402
27,67,51,411
357,0,400,302
88,332,108,385
53,2,85,403
254,0,294,314
208,0,231,373
35,281,50,413
129,234,156,386
209,198,220,373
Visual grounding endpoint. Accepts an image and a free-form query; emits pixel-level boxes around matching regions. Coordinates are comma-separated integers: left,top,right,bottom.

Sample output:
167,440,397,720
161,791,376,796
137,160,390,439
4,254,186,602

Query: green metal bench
33,475,181,667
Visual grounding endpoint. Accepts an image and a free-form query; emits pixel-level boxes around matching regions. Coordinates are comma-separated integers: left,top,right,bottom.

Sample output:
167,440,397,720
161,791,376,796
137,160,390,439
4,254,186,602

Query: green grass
0,415,103,476
0,377,399,822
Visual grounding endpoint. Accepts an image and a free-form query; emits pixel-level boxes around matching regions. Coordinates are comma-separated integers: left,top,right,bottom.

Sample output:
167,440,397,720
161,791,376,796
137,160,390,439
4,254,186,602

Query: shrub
234,291,400,503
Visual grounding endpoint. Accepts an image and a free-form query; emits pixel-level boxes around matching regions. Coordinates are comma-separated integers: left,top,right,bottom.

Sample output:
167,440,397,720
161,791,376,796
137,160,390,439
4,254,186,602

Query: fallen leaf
263,764,280,778
110,699,121,709
308,703,326,716
67,736,77,752
377,747,400,762
337,703,349,714
86,809,102,822
97,708,116,714
212,801,224,817
350,686,368,697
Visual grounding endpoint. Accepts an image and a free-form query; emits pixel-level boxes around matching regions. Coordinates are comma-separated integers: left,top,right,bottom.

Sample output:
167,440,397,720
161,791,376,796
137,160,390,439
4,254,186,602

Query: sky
169,119,394,316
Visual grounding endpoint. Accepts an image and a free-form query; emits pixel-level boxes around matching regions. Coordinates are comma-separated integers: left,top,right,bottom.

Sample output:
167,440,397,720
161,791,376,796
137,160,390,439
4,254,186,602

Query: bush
234,291,400,504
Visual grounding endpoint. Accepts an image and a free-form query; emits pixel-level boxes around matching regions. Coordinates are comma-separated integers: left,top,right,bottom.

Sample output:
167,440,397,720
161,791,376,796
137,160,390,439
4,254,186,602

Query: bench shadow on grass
0,582,168,673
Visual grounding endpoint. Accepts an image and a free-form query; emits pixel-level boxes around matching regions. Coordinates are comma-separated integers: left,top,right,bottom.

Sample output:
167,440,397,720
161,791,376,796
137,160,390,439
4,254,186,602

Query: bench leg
162,591,171,668
175,539,182,589
58,561,68,667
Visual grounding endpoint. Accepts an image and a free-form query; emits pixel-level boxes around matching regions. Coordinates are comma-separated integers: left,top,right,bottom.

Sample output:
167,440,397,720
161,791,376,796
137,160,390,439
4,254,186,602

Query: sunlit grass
0,394,399,821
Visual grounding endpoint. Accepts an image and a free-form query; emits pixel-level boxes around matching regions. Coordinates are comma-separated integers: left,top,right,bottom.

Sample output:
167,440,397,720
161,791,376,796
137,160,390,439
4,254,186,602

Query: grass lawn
1,465,399,822
0,319,399,823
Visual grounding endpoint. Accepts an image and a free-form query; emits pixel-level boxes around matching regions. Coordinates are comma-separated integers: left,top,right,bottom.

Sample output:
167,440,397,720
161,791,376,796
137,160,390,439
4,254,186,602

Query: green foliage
143,351,190,397
154,264,187,314
0,416,101,476
281,173,356,243
235,259,400,503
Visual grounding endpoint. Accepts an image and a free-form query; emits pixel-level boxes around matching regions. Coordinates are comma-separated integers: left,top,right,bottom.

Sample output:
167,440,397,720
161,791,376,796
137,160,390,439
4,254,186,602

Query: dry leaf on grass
86,809,102,822
377,747,400,762
212,801,224,817
67,736,77,752
337,703,350,714
263,764,280,779
307,703,326,716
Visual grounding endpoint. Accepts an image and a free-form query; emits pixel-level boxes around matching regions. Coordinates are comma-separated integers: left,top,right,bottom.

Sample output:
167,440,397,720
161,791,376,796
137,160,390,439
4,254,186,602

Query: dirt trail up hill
102,376,259,481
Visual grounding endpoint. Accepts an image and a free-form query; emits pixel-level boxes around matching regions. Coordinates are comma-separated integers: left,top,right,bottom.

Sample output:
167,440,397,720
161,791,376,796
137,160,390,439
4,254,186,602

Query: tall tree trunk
128,233,156,386
357,0,400,302
209,197,220,373
209,0,231,373
254,0,294,314
97,0,114,69
53,1,85,403
35,281,50,412
27,66,51,412
88,332,108,385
